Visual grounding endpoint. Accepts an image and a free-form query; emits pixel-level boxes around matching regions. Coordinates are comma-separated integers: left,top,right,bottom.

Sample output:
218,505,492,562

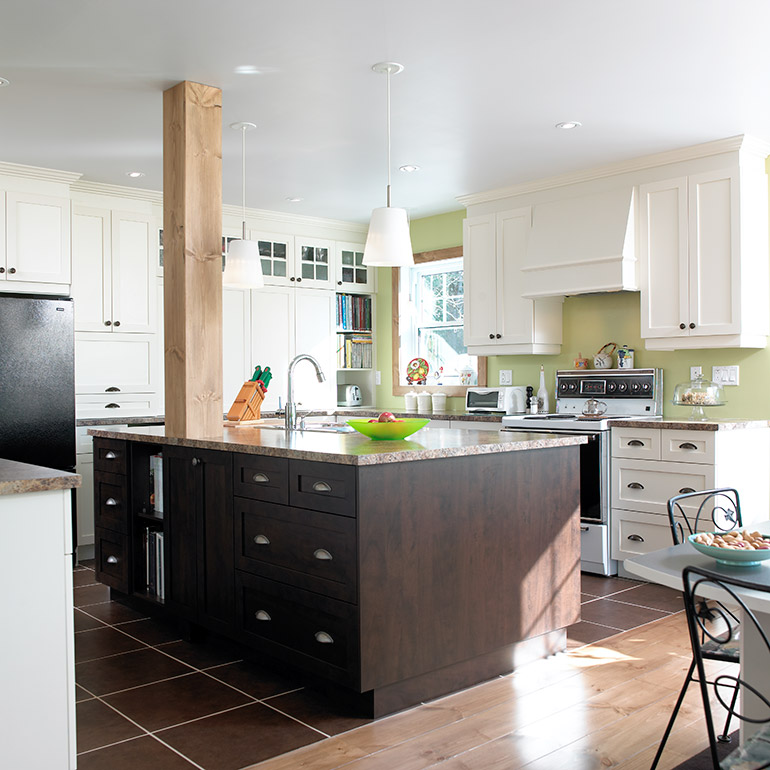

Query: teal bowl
688,532,770,567
346,417,430,440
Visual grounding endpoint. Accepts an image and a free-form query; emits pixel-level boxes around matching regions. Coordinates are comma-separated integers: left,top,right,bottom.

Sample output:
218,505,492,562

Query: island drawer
289,460,356,517
94,471,129,533
235,499,357,603
236,571,356,672
94,528,130,592
93,438,129,475
233,454,289,504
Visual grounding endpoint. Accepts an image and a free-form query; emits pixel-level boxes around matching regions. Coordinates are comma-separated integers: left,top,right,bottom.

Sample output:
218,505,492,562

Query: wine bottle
537,365,549,414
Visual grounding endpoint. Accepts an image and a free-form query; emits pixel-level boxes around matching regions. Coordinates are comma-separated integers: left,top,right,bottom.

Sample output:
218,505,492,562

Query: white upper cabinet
3,192,71,285
640,164,769,349
334,241,375,293
72,207,156,333
464,207,562,355
254,231,334,290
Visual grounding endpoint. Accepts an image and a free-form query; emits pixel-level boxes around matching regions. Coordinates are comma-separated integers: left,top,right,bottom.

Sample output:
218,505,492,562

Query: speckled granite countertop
608,418,770,431
0,459,81,496
87,424,586,466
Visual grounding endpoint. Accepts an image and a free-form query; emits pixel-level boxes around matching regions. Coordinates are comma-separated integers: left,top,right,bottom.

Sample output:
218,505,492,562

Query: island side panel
357,445,581,691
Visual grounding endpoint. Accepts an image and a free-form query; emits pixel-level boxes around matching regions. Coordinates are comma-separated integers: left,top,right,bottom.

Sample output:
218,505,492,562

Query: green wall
374,210,770,420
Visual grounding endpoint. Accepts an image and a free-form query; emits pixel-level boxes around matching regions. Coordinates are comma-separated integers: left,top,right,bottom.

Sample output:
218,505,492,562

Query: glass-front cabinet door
294,237,334,290
335,241,374,293
253,232,292,286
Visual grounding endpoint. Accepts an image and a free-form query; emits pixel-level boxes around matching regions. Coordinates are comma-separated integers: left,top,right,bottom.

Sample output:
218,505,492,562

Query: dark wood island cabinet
91,425,584,717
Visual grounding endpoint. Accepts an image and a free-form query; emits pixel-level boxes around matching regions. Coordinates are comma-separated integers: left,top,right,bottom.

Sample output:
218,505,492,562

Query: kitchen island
89,425,585,716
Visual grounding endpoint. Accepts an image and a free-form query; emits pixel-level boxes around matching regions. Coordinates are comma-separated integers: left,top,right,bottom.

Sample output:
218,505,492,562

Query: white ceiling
3,0,770,224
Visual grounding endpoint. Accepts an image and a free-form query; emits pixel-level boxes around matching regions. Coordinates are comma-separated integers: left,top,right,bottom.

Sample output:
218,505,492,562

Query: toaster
338,384,362,407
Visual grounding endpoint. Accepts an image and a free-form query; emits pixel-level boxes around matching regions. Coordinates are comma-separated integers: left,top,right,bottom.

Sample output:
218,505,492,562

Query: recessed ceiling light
234,65,277,75
555,121,582,130
399,165,420,173
125,171,145,178
0,77,10,87
285,196,303,203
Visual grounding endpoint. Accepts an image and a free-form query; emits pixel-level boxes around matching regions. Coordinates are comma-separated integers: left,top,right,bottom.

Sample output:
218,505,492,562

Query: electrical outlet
499,369,513,386
690,366,702,380
712,365,739,386
375,370,381,385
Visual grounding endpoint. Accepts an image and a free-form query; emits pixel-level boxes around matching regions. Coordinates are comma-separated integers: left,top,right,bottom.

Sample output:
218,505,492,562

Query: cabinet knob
496,333,501,339
255,610,271,621
114,321,121,327
314,631,334,644
679,487,696,494
105,497,118,507
252,472,269,484
627,534,645,543
689,322,696,329
254,534,270,545
337,280,342,285
105,386,121,393
0,267,5,274
627,482,645,490
312,481,332,493
290,276,296,282
104,320,112,326
105,451,117,459
106,555,119,564
489,333,495,339
191,457,200,466
627,440,644,447
105,403,120,409
313,548,333,561
8,267,16,274
679,442,697,450
679,323,686,330
296,277,302,282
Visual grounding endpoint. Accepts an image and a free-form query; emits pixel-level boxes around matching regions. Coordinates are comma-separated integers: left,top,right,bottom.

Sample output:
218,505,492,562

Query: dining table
624,520,770,745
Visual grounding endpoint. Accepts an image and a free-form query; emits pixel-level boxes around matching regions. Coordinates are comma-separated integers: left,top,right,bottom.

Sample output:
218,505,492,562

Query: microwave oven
465,386,525,414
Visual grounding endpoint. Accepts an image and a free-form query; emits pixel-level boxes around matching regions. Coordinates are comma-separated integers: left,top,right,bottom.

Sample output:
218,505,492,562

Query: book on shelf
336,293,372,332
151,453,163,516
336,333,373,368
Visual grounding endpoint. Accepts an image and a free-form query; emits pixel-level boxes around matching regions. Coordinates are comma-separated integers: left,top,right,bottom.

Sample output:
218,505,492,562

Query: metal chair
650,489,744,770
681,566,770,770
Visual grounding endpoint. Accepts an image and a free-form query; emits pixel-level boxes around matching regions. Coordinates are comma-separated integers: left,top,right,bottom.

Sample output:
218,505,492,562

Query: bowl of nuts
688,530,770,567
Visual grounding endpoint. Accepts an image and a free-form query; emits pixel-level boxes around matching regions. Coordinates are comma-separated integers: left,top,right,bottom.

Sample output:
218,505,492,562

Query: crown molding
221,203,368,234
457,135,769,207
0,161,83,185
71,179,163,203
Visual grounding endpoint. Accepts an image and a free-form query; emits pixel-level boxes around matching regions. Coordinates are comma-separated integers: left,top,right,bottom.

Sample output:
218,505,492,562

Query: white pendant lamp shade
224,238,264,288
223,121,264,288
362,62,413,268
363,206,413,266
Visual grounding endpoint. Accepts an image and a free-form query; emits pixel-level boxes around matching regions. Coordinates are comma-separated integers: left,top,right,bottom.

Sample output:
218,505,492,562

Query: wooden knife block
227,380,265,422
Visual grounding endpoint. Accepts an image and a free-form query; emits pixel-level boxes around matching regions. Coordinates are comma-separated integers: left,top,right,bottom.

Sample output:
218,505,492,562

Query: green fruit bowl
688,532,770,567
346,418,430,440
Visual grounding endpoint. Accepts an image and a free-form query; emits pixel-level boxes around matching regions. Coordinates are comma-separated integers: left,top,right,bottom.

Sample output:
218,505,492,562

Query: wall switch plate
375,370,381,385
712,365,739,386
690,366,702,380
499,369,513,385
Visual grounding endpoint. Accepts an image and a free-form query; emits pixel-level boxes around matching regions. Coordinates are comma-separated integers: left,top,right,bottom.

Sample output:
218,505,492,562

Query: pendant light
362,62,414,267
223,121,264,288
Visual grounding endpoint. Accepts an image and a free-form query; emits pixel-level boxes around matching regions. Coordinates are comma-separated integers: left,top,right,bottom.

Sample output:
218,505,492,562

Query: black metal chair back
667,488,742,546
683,565,770,770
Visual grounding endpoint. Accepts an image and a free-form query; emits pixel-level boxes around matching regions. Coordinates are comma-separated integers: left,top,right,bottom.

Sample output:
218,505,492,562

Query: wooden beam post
163,81,223,439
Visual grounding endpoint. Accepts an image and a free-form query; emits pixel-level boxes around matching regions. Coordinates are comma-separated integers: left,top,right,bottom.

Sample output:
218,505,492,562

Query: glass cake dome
672,375,726,421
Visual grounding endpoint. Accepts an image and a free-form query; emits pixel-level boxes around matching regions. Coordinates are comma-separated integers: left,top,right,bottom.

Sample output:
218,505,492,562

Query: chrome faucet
285,354,326,431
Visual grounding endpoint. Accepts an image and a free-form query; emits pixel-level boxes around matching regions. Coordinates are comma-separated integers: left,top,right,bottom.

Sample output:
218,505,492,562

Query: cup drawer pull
255,610,271,621
105,497,118,507
627,534,645,543
105,451,117,459
314,631,334,644
679,487,696,495
312,481,332,493
313,548,333,561
679,442,698,450
627,440,645,447
627,482,645,490
252,472,269,483
254,534,270,546
105,403,120,409
106,555,119,564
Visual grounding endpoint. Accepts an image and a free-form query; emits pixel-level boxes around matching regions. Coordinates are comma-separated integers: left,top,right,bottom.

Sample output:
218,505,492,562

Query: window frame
391,246,487,397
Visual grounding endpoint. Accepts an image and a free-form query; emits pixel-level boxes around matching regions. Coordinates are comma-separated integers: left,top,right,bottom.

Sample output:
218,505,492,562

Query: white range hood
520,186,637,298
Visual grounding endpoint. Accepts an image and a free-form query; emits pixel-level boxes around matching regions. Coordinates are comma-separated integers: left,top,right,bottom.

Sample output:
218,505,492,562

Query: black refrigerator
0,293,76,473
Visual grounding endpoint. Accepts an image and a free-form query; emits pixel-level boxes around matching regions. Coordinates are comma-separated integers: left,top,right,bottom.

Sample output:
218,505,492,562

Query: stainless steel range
501,368,663,575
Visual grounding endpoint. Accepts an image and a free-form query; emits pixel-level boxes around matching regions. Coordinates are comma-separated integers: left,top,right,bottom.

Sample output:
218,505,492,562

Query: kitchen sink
255,420,356,433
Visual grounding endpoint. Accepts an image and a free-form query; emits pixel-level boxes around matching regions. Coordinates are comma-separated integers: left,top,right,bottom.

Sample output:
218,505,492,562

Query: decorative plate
406,357,429,384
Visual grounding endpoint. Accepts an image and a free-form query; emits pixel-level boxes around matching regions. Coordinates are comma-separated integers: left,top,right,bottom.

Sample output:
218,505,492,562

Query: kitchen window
392,247,485,396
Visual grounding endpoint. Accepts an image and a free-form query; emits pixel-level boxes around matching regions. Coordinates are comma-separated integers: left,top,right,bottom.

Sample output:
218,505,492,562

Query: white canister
416,392,432,413
404,391,418,412
431,392,447,412
617,345,635,369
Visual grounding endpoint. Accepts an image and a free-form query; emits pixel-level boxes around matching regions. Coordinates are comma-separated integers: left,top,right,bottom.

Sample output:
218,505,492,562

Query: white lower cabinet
611,425,770,574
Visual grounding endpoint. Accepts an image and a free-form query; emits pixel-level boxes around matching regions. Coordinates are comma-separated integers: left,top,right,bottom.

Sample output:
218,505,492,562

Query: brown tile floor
73,564,683,770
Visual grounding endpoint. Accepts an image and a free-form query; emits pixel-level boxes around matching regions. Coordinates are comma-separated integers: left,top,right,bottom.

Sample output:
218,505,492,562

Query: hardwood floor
248,613,734,770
